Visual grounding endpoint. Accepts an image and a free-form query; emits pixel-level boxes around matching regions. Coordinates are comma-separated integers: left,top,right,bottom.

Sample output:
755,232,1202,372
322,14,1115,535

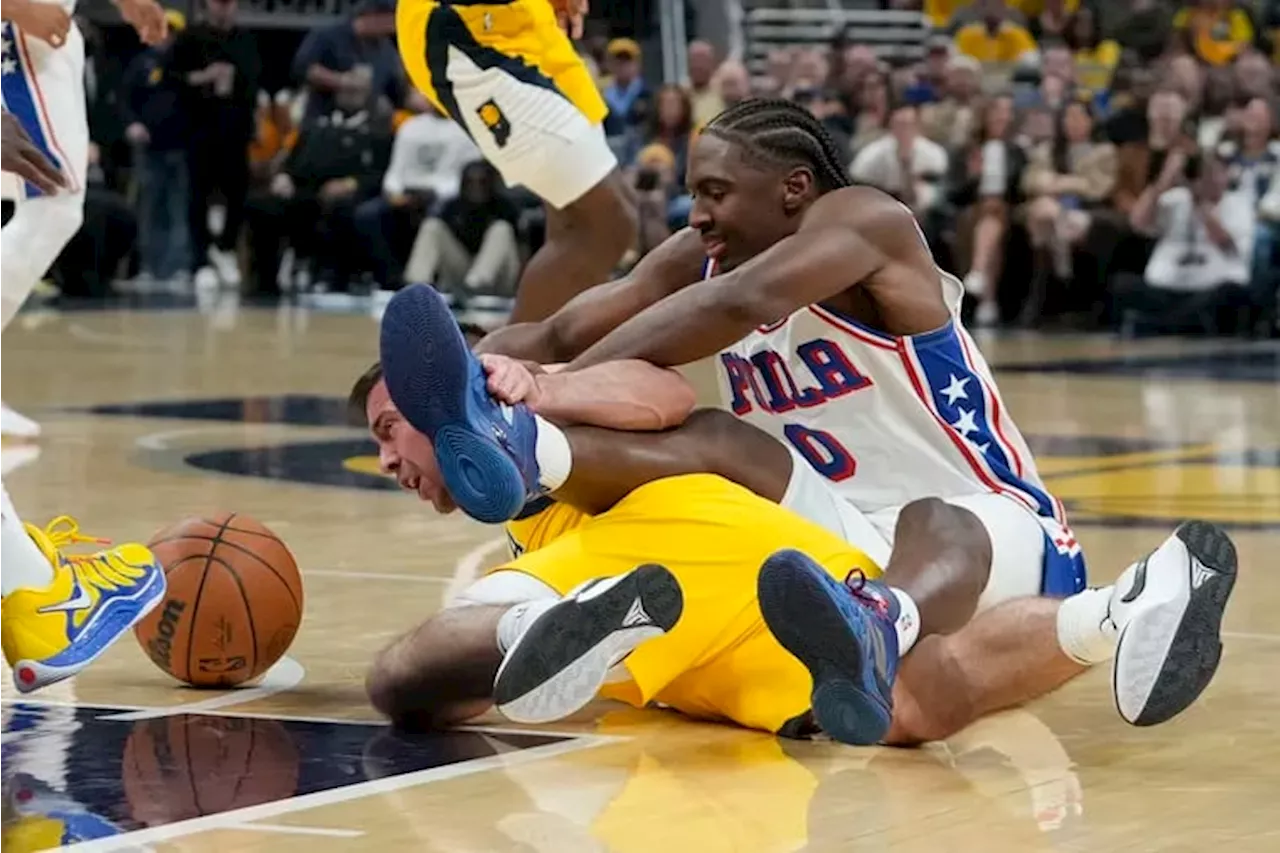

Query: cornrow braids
703,98,852,194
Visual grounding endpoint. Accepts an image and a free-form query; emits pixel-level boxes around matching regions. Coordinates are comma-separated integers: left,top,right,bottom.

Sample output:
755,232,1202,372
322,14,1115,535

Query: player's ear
781,168,814,215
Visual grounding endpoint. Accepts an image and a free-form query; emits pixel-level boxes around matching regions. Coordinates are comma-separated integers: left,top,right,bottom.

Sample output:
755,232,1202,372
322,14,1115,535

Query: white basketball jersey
713,260,1071,535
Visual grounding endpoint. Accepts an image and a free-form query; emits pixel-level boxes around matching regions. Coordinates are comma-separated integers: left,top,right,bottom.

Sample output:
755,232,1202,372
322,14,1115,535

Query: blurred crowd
48,0,1280,337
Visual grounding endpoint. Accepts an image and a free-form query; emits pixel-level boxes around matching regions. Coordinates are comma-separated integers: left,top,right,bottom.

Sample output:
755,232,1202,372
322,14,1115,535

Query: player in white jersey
374,99,1237,744
1,0,166,436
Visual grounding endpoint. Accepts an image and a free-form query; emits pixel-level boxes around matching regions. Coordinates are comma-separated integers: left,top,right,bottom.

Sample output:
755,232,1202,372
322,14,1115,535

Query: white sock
888,587,921,655
1,482,54,596
495,598,560,655
1055,587,1116,665
533,415,572,492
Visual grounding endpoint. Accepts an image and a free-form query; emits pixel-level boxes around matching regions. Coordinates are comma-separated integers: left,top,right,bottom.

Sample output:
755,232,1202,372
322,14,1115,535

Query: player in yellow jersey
352,336,1236,745
396,0,635,321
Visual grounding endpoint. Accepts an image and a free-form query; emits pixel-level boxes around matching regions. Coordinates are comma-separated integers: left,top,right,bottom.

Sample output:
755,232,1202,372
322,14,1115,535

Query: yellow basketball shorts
493,474,882,734
397,0,616,208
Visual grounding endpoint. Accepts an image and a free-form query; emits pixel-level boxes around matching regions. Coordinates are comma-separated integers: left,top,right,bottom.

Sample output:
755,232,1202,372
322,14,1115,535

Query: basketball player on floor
2,0,166,436
1,0,169,692
373,98,1237,742
352,352,1235,744
394,0,635,321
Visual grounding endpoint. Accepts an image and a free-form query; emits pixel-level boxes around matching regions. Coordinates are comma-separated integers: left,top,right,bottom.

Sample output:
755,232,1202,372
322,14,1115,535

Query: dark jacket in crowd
284,108,394,198
168,23,261,144
121,46,188,151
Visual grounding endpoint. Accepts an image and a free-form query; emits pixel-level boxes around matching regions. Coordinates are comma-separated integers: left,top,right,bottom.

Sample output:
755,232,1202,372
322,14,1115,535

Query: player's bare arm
1,112,66,195
4,0,71,46
474,227,707,363
481,354,697,431
565,188,919,371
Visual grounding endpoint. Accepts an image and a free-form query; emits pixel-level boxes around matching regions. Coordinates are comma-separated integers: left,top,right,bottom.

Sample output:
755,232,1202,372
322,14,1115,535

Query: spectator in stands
713,61,751,111
292,0,405,121
1223,97,1280,331
1104,63,1158,145
169,0,260,287
1115,89,1199,218
795,88,853,170
1197,66,1238,149
248,90,297,190
1022,100,1118,315
947,94,1020,326
1119,151,1256,334
402,160,521,304
244,74,393,295
643,85,695,187
601,38,652,141
632,142,680,255
685,40,724,128
904,37,954,106
1116,0,1175,62
1065,6,1120,102
1028,0,1072,42
850,70,892,155
953,0,1039,67
921,55,982,150
1167,54,1207,120
835,44,879,101
50,145,137,300
355,92,479,290
1233,49,1275,102
788,48,829,97
851,101,949,224
1175,0,1259,66
122,8,190,283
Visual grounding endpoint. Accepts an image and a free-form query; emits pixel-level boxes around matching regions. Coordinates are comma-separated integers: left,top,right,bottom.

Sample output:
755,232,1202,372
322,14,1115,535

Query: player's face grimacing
364,379,457,513
686,134,816,272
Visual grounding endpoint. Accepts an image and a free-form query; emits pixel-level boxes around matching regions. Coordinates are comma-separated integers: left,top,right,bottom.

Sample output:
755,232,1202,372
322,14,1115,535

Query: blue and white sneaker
757,550,900,745
379,284,542,523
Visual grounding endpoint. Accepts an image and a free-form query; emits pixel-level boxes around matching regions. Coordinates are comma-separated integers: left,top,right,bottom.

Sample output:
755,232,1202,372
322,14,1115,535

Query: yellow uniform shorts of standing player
396,0,618,209
449,474,882,735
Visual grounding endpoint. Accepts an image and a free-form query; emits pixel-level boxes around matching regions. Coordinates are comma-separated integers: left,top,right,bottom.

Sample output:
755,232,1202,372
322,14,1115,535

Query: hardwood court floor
2,301,1278,852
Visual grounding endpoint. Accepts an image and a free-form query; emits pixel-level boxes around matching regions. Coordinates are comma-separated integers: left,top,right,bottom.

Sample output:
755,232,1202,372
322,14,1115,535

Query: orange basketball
134,512,304,687
122,715,301,824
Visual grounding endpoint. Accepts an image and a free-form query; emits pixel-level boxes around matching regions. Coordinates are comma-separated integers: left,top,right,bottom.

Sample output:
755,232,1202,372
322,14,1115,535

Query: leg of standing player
509,172,636,322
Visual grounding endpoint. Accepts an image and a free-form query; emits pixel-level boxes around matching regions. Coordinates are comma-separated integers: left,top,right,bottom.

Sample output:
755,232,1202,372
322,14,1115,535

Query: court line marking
97,656,307,721
445,536,508,605
62,734,618,853
229,823,364,838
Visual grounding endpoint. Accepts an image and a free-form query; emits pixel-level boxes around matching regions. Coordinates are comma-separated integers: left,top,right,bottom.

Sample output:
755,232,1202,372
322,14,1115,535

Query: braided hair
702,99,852,194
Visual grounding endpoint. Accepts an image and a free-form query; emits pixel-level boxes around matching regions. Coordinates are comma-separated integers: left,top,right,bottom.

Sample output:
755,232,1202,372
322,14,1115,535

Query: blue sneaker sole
757,550,892,746
379,284,527,523
14,562,167,693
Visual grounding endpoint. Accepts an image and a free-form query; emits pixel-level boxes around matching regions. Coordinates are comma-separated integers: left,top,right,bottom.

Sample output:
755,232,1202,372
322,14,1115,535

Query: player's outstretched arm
480,354,697,431
475,228,706,363
565,189,895,371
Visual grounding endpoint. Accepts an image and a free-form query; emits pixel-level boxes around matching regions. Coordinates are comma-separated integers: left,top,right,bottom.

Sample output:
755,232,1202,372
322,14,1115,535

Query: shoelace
42,517,141,589
42,516,112,551
843,569,890,618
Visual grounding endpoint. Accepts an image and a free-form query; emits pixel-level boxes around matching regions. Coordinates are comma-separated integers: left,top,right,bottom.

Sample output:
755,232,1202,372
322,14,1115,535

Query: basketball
134,512,304,687
122,715,301,824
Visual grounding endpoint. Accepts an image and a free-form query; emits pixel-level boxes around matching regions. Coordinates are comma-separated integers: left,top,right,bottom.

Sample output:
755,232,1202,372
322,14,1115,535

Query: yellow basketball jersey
397,0,606,124
496,475,882,734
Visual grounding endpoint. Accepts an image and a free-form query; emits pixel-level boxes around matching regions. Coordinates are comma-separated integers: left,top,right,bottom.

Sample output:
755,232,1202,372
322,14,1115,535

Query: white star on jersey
939,374,971,406
1,58,16,76
951,407,979,438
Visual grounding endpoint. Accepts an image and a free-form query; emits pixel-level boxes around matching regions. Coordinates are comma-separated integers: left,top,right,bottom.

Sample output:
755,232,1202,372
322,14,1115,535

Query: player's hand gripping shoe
1108,520,1237,726
2,517,166,693
493,564,684,724
758,550,900,746
379,284,542,523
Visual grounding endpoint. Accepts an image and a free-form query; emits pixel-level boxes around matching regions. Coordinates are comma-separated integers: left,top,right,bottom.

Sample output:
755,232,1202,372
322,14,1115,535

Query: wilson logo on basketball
146,599,187,670
198,656,248,674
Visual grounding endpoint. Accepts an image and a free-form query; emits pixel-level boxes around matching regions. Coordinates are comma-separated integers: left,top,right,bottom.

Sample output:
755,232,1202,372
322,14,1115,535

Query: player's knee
569,171,636,250
898,498,991,564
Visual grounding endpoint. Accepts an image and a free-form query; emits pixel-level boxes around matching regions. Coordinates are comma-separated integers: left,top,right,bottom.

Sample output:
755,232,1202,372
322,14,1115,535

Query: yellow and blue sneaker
1,517,166,693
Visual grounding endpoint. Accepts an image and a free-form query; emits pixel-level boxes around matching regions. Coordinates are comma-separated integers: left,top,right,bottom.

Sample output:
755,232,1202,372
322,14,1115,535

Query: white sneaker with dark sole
1112,520,1238,726
493,564,684,724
